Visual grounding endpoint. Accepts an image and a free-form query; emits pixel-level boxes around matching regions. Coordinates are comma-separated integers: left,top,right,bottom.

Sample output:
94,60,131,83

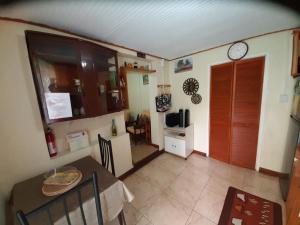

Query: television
165,113,179,127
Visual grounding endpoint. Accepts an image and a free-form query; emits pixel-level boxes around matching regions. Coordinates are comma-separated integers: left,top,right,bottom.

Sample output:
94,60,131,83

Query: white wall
149,60,167,150
0,20,165,225
168,31,296,172
127,73,150,118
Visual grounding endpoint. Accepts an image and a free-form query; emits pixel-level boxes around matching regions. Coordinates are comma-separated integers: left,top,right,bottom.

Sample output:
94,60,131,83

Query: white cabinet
164,124,194,158
165,136,185,156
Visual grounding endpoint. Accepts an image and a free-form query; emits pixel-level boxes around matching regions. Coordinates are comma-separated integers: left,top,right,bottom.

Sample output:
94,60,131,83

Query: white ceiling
0,1,299,60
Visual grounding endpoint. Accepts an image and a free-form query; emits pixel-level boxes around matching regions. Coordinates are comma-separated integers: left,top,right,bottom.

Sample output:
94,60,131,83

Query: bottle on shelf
74,79,82,94
112,119,117,136
45,127,57,157
79,106,85,116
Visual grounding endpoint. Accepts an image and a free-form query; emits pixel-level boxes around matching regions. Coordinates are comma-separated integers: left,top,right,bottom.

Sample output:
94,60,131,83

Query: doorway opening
120,65,158,165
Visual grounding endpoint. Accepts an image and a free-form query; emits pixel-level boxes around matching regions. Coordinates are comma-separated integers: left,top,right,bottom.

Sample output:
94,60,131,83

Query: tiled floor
131,144,158,164
113,152,285,225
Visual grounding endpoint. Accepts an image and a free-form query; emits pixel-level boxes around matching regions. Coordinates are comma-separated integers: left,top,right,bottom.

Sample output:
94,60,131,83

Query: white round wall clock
227,41,248,61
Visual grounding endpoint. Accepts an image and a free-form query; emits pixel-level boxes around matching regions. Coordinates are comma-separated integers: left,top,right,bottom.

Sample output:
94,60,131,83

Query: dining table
9,156,134,225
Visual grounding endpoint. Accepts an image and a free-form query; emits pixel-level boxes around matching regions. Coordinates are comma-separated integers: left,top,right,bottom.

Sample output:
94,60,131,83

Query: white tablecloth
55,180,134,225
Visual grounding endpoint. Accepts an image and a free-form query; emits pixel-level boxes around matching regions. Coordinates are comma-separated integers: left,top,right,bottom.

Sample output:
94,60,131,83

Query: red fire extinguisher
45,128,57,157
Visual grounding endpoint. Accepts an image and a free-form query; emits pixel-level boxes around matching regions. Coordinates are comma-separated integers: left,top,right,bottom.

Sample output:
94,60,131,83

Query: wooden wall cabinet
25,31,121,124
292,30,300,77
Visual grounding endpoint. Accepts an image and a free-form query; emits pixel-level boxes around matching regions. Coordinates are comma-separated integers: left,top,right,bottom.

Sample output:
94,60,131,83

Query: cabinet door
231,57,264,169
78,41,102,117
79,41,120,116
93,45,121,114
165,136,185,157
210,62,234,163
26,31,86,124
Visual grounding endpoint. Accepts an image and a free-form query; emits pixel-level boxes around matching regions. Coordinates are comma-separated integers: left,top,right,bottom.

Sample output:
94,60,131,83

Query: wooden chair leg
117,210,126,225
134,134,137,145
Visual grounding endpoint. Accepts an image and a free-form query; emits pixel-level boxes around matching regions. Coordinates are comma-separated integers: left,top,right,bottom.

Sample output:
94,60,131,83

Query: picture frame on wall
143,74,149,85
174,57,193,73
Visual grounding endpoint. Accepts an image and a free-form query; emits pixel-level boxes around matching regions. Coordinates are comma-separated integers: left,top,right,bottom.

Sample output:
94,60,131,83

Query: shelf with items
157,84,171,88
121,66,156,74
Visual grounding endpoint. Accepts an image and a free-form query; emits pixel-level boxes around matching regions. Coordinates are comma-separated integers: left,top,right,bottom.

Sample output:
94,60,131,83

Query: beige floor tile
151,152,176,163
186,211,216,225
139,193,192,225
212,163,246,185
194,188,225,224
123,173,162,209
123,203,143,225
180,163,211,185
135,162,177,190
205,176,233,198
186,154,216,173
136,216,153,225
242,172,282,203
243,170,278,189
150,154,187,176
164,174,206,208
108,203,142,225
124,152,285,225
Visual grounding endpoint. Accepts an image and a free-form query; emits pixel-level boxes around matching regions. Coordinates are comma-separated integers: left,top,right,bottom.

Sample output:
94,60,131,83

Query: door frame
208,55,268,170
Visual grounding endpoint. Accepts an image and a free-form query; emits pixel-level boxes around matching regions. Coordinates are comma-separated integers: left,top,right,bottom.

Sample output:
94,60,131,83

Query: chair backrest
16,172,103,225
97,134,115,176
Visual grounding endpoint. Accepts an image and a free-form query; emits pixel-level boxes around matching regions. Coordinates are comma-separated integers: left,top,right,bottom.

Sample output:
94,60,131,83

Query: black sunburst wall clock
183,78,199,95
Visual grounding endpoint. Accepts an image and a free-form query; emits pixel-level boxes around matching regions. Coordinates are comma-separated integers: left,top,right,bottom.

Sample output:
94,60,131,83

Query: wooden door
231,57,264,169
210,62,234,163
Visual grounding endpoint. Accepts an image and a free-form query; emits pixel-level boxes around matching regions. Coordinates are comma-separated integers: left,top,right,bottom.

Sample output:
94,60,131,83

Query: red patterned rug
218,187,282,225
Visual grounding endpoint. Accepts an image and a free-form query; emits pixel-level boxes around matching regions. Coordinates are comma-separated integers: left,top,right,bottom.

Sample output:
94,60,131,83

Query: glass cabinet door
93,45,121,114
78,41,102,117
26,31,121,124
26,32,86,123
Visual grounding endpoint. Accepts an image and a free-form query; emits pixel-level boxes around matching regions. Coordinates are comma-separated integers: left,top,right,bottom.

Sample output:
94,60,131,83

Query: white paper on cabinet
45,93,72,119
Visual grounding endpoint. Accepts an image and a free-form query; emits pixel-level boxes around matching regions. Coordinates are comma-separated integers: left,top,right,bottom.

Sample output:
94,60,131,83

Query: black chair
98,134,115,176
97,134,127,225
16,172,104,225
